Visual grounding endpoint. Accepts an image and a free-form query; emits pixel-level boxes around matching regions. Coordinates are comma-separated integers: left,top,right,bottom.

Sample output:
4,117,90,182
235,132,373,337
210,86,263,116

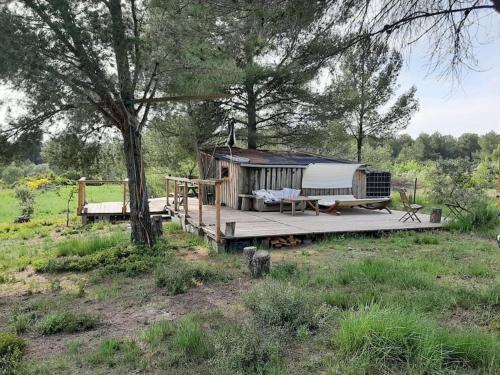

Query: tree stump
152,215,163,238
250,250,271,278
430,208,442,223
243,246,256,269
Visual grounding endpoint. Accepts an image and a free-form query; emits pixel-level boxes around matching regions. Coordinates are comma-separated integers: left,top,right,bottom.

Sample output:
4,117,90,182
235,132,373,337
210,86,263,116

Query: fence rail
77,177,129,216
165,176,224,242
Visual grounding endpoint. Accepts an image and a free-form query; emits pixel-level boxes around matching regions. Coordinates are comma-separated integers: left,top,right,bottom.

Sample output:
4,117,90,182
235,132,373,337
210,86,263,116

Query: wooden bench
238,194,255,211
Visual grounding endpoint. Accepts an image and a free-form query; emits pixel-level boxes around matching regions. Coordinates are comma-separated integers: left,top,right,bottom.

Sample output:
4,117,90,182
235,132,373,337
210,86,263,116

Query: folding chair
444,202,469,220
399,189,423,223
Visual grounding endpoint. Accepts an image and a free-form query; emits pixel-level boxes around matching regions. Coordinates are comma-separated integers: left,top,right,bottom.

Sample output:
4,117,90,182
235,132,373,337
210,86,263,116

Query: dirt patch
22,275,252,360
0,266,87,298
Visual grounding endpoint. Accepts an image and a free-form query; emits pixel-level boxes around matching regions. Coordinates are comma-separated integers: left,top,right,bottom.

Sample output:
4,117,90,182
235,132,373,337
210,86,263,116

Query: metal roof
201,147,355,166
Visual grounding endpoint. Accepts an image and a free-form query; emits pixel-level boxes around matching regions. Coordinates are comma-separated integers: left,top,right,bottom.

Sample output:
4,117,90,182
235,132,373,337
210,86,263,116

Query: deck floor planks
171,198,444,239
85,197,443,239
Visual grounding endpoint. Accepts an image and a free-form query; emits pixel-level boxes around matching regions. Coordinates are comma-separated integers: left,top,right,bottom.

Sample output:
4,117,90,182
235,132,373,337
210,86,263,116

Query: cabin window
221,166,230,179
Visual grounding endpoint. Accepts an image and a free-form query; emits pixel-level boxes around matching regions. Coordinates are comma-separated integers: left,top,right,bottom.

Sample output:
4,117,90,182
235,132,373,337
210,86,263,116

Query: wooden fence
77,177,128,215
165,176,224,242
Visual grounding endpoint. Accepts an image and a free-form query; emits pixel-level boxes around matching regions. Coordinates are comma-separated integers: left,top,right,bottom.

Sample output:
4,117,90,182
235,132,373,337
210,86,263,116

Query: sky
397,13,500,137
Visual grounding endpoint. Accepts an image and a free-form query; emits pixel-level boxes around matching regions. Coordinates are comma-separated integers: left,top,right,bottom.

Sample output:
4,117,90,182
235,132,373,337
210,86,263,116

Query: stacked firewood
270,236,302,248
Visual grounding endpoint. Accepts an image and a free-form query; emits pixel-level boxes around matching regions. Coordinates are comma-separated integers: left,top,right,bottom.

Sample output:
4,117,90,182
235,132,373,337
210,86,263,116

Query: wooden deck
167,197,445,248
83,198,167,215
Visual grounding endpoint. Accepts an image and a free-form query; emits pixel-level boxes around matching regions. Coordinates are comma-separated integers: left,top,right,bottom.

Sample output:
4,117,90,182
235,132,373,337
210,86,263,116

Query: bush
0,332,27,374
155,260,228,295
1,164,26,185
244,280,321,332
334,305,500,373
36,311,98,335
212,322,284,375
270,262,299,280
15,185,35,218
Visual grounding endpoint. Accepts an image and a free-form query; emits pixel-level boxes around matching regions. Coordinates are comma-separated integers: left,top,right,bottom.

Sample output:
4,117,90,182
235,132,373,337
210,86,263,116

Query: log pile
270,236,302,248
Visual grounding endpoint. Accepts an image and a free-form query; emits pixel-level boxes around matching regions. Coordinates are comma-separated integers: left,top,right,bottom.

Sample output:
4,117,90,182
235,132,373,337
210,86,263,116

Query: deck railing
165,176,223,242
77,177,129,216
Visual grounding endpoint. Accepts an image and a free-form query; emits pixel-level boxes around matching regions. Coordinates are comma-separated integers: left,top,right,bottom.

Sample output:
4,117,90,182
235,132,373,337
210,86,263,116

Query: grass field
0,185,499,374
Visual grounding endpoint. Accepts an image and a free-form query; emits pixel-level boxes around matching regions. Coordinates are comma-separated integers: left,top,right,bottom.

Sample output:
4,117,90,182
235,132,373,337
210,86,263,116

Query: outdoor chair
399,189,423,223
444,201,470,220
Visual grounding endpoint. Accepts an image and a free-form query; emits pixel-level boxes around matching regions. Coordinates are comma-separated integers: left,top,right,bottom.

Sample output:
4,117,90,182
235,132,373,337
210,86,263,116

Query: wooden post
77,177,86,215
198,183,204,227
122,179,128,214
184,181,189,216
166,178,170,207
174,180,178,212
215,181,222,243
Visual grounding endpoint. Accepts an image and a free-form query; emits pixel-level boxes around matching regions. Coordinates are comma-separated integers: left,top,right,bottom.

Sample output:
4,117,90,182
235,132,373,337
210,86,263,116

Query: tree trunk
246,83,257,149
356,137,363,162
121,121,156,246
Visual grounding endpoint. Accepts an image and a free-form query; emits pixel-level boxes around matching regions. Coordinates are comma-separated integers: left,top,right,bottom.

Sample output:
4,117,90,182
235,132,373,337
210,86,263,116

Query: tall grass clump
244,280,321,332
36,311,98,335
155,260,228,295
143,320,175,347
334,304,500,373
212,322,284,375
172,316,212,359
335,258,436,290
0,332,27,374
448,198,498,233
55,232,129,257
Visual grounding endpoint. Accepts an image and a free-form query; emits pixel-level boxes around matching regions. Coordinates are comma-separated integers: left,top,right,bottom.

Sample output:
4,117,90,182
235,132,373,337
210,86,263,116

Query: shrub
270,262,299,280
15,185,35,218
212,322,284,375
334,305,500,373
155,260,228,295
26,177,50,190
0,332,27,373
244,280,321,332
1,164,25,185
36,311,98,335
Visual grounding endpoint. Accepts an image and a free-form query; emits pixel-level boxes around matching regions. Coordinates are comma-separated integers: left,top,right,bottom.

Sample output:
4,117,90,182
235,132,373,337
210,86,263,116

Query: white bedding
308,195,390,207
253,188,301,204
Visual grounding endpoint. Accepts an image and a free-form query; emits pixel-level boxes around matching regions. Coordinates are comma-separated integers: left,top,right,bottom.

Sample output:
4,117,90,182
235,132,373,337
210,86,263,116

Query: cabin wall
239,167,304,193
239,167,367,198
199,153,240,209
199,152,371,208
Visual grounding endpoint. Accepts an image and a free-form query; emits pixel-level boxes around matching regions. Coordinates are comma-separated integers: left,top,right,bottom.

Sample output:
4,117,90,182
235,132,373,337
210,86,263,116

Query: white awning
302,163,363,189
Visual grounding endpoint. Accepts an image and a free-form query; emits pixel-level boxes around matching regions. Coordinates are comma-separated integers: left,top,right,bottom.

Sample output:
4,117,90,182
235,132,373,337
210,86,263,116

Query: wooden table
280,196,319,216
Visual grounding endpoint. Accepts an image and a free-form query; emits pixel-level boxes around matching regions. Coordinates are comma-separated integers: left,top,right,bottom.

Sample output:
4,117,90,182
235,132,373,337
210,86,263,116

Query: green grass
334,304,500,373
0,332,27,372
36,311,99,335
1,211,498,375
143,320,175,347
55,232,129,257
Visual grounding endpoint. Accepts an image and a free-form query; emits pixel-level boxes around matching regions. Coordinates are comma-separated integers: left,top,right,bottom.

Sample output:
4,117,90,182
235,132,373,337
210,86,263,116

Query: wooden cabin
199,147,391,209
